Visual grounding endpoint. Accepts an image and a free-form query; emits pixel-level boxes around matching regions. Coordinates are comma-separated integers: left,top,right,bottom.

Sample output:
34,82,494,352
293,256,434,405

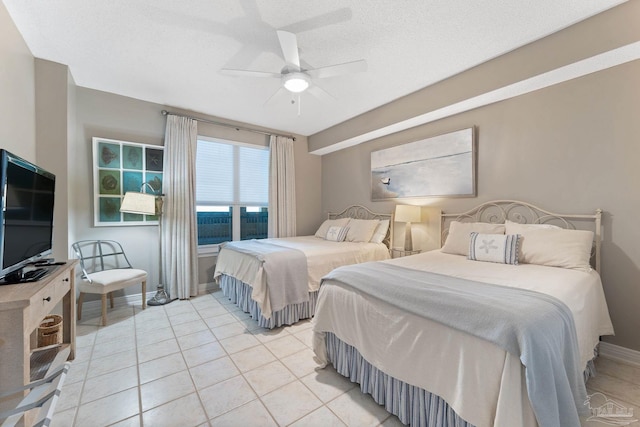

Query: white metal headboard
441,200,602,273
328,205,394,250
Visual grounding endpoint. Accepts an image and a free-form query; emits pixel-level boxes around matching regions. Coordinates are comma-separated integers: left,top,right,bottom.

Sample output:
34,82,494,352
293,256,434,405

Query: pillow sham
315,218,350,238
441,221,506,256
505,219,560,233
468,232,520,265
346,219,380,243
369,219,390,244
325,226,349,242
517,227,594,271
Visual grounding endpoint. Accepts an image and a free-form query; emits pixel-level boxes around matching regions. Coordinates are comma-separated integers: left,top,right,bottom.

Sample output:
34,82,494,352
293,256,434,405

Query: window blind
196,139,268,206
239,146,269,205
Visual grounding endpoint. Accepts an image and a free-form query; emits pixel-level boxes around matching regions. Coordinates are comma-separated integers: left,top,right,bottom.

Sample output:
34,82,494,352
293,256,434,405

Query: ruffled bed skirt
219,274,318,329
325,332,598,427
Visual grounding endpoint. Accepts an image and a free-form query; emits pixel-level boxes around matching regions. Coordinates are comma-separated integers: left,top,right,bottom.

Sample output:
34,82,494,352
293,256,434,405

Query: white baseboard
599,342,640,366
79,283,219,318
199,281,219,295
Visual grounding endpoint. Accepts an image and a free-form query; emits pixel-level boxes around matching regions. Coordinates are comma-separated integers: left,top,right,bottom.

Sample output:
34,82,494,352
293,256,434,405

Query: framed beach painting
371,127,476,200
93,137,164,226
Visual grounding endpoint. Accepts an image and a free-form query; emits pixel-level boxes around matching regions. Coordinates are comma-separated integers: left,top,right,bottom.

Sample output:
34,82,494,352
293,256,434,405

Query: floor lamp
120,183,171,306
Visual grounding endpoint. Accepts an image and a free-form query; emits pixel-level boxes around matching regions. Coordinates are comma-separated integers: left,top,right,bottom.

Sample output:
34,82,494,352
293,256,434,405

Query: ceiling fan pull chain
298,94,301,116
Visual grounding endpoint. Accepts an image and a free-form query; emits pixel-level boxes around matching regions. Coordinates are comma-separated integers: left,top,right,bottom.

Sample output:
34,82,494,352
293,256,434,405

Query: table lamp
394,205,421,251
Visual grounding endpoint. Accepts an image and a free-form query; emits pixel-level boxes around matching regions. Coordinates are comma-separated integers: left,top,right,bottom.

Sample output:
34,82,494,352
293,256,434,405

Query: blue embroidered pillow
325,225,349,242
468,232,521,265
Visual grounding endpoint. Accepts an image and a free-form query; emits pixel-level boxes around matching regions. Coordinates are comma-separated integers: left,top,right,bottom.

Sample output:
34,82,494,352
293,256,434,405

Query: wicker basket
37,314,63,347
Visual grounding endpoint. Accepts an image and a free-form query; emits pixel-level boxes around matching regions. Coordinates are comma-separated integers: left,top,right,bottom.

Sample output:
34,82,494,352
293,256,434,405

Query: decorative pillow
516,228,594,271
325,226,349,242
441,221,506,256
346,219,380,243
369,219,390,244
314,218,350,238
468,233,520,265
505,219,560,233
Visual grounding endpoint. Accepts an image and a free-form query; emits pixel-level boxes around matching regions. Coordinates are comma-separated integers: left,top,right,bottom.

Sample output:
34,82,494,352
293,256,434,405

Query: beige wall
0,2,35,158
71,88,321,298
318,2,640,351
0,0,322,301
35,59,75,263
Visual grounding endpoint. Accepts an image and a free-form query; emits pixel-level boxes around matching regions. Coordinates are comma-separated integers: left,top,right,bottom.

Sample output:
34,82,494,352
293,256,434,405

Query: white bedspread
312,250,614,427
214,236,389,318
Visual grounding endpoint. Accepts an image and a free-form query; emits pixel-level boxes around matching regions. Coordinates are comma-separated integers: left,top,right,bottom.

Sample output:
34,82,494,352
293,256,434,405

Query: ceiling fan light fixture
283,73,310,93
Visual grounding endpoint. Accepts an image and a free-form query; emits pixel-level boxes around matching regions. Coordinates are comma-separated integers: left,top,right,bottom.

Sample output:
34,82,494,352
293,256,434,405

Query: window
196,137,269,249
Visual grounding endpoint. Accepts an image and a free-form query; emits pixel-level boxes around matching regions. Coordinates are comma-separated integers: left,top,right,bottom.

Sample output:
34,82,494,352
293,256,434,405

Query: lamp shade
394,205,421,223
120,192,157,215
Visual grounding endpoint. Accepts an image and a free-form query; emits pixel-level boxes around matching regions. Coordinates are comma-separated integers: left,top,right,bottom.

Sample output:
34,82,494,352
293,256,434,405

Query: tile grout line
67,294,398,427
69,322,97,427
186,297,234,425
215,292,369,426
132,305,144,427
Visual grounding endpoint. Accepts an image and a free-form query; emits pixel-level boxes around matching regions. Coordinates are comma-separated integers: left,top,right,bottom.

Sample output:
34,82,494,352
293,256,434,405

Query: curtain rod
161,110,296,141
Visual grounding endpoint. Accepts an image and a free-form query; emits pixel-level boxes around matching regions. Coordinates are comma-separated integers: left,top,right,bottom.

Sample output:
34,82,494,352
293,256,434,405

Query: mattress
312,250,614,427
214,235,390,318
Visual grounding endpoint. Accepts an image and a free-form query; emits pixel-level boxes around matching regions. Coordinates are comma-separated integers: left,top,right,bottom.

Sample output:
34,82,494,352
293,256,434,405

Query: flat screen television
0,149,56,283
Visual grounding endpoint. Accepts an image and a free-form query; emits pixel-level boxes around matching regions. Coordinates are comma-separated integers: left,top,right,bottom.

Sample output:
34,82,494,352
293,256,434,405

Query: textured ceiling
3,0,625,136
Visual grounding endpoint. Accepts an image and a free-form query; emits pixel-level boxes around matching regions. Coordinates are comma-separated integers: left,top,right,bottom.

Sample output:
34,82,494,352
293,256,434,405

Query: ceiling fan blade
281,8,352,34
276,30,301,71
307,59,367,79
307,85,335,103
220,68,282,79
264,87,287,106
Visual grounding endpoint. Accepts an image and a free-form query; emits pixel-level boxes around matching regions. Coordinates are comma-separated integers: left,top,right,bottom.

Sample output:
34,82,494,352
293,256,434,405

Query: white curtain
162,115,199,300
268,135,296,238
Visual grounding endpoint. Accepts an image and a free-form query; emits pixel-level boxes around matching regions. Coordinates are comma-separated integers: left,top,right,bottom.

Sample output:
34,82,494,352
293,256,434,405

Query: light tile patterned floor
53,290,640,426
52,291,404,427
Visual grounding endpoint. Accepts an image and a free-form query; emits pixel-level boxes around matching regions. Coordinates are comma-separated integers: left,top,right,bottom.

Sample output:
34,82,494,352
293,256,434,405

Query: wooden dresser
0,261,77,419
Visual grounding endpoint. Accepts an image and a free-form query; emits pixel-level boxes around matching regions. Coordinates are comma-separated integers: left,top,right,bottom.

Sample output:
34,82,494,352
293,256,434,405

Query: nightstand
391,248,422,258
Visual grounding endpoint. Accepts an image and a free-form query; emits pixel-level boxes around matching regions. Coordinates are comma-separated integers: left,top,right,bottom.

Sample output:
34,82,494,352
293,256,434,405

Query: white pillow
315,218,350,238
370,219,390,244
441,221,506,256
505,219,560,232
325,226,349,242
468,233,520,265
516,227,594,271
346,219,380,243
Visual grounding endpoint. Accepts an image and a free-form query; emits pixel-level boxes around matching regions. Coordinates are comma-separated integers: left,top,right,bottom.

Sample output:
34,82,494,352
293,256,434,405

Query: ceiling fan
220,30,367,104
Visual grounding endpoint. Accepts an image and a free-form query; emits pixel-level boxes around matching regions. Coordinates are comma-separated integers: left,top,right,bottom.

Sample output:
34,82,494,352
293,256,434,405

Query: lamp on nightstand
394,205,421,251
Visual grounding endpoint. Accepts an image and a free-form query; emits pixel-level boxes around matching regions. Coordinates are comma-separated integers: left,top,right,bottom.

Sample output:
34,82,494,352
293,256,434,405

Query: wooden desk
0,261,77,419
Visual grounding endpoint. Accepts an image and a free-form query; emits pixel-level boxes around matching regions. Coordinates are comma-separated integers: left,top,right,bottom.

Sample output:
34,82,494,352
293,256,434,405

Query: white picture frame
371,127,476,200
92,137,164,226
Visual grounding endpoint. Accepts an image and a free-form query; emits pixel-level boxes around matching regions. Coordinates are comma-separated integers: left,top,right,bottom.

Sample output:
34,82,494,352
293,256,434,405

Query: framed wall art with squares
93,137,164,226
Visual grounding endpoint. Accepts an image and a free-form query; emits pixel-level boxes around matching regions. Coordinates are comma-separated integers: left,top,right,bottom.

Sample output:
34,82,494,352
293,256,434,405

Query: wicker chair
71,240,147,326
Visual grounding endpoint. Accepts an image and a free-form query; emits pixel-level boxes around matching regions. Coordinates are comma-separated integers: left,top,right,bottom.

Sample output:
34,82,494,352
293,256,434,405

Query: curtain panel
268,135,296,238
162,115,199,300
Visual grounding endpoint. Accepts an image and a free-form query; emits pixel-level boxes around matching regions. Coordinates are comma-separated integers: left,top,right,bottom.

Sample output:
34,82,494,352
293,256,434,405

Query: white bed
312,200,614,427
214,205,392,328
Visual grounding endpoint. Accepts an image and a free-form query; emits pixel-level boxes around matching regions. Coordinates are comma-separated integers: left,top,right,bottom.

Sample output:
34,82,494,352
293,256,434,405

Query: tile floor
52,290,403,427
52,290,640,427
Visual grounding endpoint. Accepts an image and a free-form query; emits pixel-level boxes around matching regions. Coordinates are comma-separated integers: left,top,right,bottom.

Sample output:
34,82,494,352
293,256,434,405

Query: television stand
0,260,77,425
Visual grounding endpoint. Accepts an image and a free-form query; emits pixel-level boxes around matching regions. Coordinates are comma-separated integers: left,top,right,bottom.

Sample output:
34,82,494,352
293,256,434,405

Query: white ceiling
3,0,625,137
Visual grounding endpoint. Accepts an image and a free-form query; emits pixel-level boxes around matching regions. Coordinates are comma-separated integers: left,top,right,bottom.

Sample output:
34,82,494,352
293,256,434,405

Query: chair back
71,240,134,281
0,362,69,427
